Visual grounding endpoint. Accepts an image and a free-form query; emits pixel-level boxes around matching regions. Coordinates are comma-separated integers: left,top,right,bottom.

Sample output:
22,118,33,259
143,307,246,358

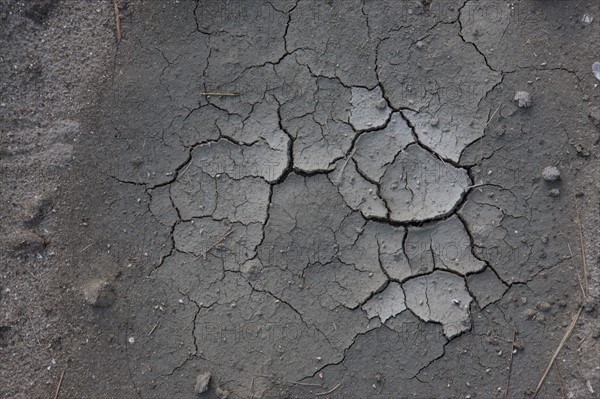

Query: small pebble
195,371,211,394
514,91,532,108
536,301,552,312
513,340,524,351
574,143,590,157
541,166,560,182
376,99,387,110
536,313,545,322
216,387,230,399
593,62,600,81
548,188,560,197
82,279,115,307
523,308,536,320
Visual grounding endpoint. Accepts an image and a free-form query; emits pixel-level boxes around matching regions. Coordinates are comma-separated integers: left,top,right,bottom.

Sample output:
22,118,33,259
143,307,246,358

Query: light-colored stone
195,371,211,394
514,91,532,108
541,166,560,182
82,279,115,307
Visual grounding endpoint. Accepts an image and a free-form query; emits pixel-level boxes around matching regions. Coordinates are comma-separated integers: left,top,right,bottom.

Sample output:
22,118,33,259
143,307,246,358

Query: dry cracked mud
1,1,600,398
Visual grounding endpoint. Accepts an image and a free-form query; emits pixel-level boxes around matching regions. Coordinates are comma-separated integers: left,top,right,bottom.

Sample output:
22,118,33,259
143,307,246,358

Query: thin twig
113,0,121,43
315,382,341,396
148,323,159,336
203,229,233,259
484,105,502,130
478,104,502,163
79,243,93,253
200,92,240,97
574,198,589,298
504,331,516,399
531,305,583,398
178,161,193,179
555,363,566,399
465,183,489,190
286,380,322,387
490,334,513,343
54,370,65,399
575,269,586,302
335,146,357,184
434,152,468,192
565,242,573,258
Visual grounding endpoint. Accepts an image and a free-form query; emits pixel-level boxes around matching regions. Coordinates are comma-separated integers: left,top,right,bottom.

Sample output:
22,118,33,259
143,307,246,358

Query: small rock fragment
131,155,143,166
584,298,597,313
523,308,536,320
415,41,425,49
541,166,560,182
514,91,532,108
593,62,600,81
376,99,387,110
537,313,545,322
536,301,552,312
216,386,230,399
548,188,560,197
513,339,524,351
82,279,115,307
587,380,595,394
575,144,590,157
589,106,600,128
195,371,211,394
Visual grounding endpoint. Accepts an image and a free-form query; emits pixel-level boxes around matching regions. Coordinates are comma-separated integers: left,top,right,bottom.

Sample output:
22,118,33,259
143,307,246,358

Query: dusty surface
1,0,600,398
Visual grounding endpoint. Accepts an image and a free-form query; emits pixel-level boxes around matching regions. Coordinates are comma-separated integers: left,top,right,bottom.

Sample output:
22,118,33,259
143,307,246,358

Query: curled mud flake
349,86,391,131
362,282,407,323
403,271,473,338
406,216,486,276
380,145,471,223
329,160,388,219
353,112,415,182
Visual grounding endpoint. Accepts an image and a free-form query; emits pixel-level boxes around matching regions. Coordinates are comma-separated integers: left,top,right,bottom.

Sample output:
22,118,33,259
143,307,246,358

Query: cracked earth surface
2,0,600,398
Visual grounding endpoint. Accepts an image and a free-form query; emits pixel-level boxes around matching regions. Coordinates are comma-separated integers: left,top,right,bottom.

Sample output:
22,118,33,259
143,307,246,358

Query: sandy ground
1,1,599,398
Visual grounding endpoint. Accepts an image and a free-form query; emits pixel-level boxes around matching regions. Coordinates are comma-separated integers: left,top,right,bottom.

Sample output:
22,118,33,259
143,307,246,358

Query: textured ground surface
1,1,600,398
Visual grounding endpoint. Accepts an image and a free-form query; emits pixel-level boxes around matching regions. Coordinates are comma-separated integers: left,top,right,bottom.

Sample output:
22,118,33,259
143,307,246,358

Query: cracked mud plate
9,1,595,399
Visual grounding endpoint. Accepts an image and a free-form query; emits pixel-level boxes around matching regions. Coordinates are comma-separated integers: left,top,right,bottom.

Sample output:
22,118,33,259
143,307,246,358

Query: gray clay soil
1,1,599,398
